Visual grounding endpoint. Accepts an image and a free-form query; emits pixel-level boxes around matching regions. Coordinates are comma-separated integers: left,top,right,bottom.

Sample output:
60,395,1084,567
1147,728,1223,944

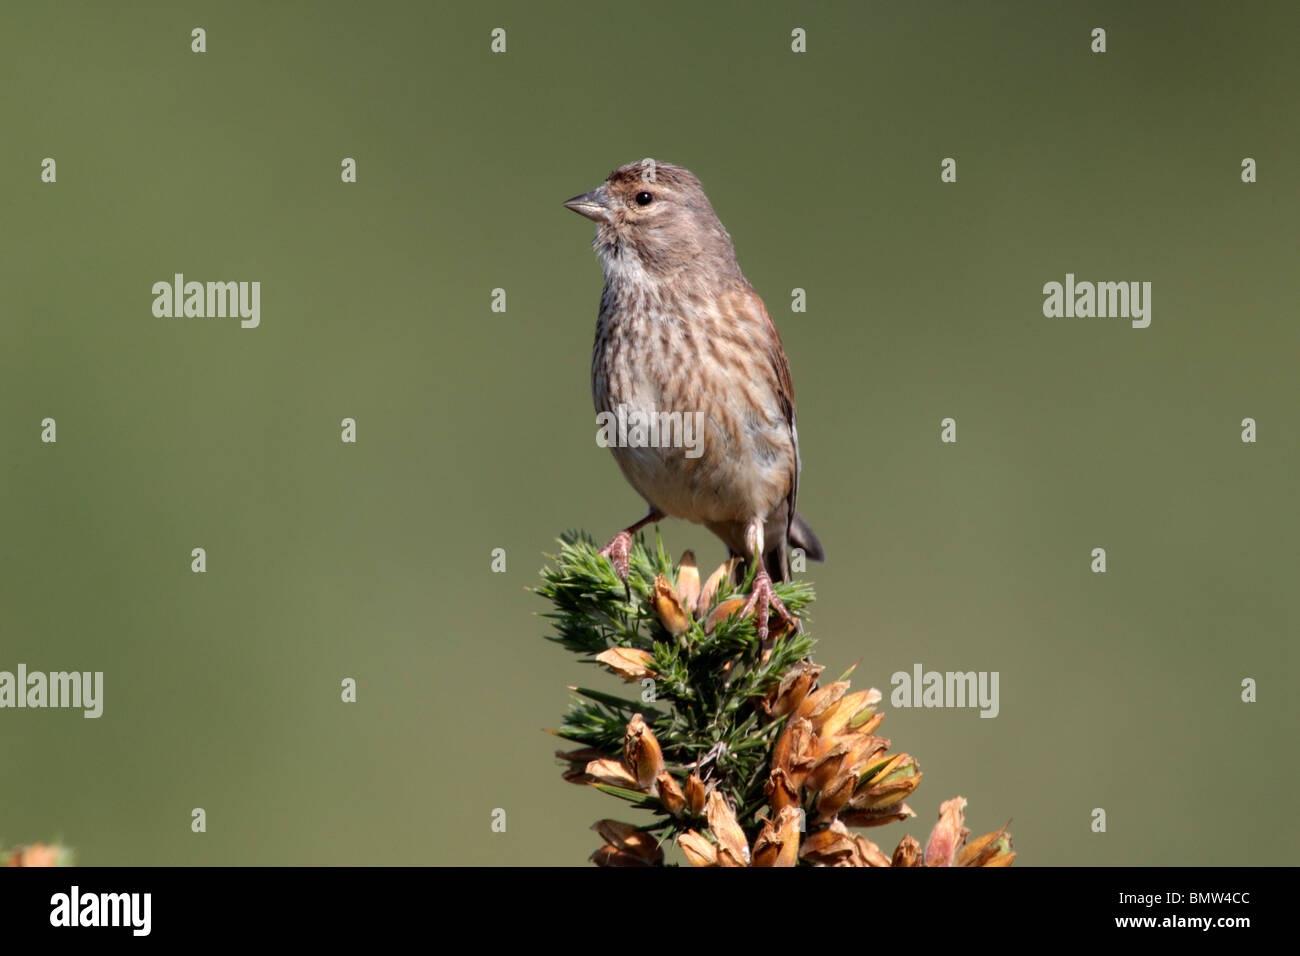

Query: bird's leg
739,519,795,644
599,507,663,595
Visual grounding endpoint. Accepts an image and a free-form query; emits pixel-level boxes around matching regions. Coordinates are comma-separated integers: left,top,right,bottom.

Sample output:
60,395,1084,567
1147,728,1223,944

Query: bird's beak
563,184,610,223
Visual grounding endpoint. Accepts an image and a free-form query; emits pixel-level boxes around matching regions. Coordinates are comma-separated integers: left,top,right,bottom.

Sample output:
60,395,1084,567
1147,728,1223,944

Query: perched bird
564,160,824,641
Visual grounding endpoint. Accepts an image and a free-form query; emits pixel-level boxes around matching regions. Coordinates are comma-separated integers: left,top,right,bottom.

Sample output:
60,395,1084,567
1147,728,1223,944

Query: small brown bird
564,160,824,641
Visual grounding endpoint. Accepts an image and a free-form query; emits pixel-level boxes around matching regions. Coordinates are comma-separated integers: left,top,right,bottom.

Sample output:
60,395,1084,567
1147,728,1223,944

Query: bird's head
564,159,740,285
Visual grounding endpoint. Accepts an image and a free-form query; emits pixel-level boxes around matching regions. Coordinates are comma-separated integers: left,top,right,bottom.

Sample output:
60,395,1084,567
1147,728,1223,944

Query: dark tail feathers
756,511,826,583
789,511,825,564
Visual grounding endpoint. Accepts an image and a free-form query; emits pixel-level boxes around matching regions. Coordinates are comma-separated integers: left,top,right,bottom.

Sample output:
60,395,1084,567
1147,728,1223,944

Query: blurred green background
1,0,1295,865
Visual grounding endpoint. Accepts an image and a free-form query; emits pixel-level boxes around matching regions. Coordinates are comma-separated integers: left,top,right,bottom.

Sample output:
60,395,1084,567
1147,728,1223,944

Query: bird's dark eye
635,191,654,206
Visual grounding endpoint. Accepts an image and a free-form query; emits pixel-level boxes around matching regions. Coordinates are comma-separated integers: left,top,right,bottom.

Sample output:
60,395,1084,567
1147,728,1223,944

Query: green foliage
537,530,816,841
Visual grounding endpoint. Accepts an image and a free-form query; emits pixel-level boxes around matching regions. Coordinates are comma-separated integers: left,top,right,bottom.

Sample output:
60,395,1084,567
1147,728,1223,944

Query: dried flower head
540,536,1013,868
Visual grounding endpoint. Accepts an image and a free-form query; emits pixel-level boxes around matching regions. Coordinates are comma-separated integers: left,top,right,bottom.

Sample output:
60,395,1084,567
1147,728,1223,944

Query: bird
563,159,824,642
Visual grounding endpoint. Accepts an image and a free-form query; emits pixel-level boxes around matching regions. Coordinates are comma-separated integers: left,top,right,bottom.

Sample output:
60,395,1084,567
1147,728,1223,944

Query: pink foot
741,567,795,644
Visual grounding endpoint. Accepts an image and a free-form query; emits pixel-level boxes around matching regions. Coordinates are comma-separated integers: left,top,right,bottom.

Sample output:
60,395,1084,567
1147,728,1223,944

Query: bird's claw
741,568,795,645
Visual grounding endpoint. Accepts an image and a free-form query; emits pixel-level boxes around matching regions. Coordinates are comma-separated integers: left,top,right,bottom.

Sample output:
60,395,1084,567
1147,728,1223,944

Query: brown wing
747,288,801,553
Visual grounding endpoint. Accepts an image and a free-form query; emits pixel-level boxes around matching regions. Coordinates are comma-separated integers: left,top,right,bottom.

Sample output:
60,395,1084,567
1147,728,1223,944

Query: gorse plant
4,843,73,867
538,532,1015,867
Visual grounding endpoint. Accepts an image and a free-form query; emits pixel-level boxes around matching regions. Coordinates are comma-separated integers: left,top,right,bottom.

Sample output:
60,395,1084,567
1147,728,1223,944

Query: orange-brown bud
891,834,923,867
751,806,803,868
591,819,664,866
799,821,857,866
812,688,881,737
850,834,891,867
591,846,652,866
814,769,857,819
852,711,885,737
765,767,801,813
769,661,823,718
594,647,656,681
678,830,718,867
771,716,814,775
685,773,708,816
795,681,850,721
838,803,917,828
623,714,665,790
804,742,850,796
852,754,921,810
751,817,781,868
676,551,701,613
705,791,750,866
584,757,642,790
776,807,803,867
840,733,890,777
656,772,686,816
650,575,691,637
957,824,1015,867
703,598,746,634
698,557,741,612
